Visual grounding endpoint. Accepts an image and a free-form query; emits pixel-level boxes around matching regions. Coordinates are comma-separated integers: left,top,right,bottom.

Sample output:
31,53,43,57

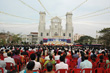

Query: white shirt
55,62,68,71
32,60,41,70
4,57,16,66
3,53,7,57
80,60,92,69
55,55,60,60
45,56,49,60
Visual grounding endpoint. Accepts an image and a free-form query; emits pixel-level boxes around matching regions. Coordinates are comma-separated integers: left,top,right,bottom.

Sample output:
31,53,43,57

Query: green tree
98,28,110,47
75,35,94,44
11,34,22,44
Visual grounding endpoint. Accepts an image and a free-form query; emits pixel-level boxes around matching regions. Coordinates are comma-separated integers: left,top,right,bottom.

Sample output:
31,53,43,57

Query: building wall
74,33,84,41
38,12,74,43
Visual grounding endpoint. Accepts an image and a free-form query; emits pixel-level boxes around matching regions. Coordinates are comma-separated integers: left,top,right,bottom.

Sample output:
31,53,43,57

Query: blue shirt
24,70,37,73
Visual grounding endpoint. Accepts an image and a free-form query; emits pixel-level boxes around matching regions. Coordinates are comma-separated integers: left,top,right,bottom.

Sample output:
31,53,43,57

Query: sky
0,0,110,38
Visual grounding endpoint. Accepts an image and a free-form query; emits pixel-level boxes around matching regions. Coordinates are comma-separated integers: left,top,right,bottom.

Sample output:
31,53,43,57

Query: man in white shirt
4,52,16,66
80,54,92,69
55,51,61,60
55,55,68,71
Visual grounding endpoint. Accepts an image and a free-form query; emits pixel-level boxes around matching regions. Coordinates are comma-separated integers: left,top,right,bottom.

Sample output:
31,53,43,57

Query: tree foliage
75,35,94,44
98,28,110,47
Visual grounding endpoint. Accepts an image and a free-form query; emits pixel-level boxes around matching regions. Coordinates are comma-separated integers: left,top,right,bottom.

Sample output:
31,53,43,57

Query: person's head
30,54,36,60
75,50,77,54
46,62,53,72
63,53,67,58
58,51,61,55
84,54,88,60
49,54,53,60
15,51,19,55
7,52,12,57
5,49,9,53
27,61,35,71
99,55,103,62
60,55,65,62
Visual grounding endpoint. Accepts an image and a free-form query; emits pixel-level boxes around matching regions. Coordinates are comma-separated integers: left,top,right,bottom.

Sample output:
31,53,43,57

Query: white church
38,12,73,44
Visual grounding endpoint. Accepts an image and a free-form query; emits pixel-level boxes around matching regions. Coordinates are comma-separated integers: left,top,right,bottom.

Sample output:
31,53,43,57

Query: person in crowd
45,52,51,60
80,54,92,69
106,54,110,68
21,49,29,56
63,53,70,66
3,49,9,58
4,52,16,66
0,51,4,60
24,61,37,73
54,51,61,63
12,50,21,61
45,62,55,73
0,58,8,73
36,51,45,64
55,55,68,71
30,53,41,70
98,55,105,63
72,50,79,58
44,54,56,69
77,51,83,69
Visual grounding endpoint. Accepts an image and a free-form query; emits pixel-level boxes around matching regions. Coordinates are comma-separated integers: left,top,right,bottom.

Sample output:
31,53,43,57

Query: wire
74,7,110,18
0,11,37,20
73,21,110,25
71,0,88,12
74,11,110,20
59,0,88,17
37,0,51,16
0,22,38,25
19,0,39,13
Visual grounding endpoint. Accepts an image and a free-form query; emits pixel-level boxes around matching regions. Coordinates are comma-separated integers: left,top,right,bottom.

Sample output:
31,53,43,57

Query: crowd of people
0,45,110,73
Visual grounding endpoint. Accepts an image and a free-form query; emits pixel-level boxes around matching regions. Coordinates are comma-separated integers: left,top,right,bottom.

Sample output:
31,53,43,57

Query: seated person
55,55,68,71
4,52,16,66
24,61,37,73
30,54,41,70
44,54,55,69
46,62,55,73
0,58,8,73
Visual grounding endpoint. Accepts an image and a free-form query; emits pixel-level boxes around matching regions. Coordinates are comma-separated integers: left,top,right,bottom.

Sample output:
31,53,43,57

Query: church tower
38,12,46,42
66,12,73,42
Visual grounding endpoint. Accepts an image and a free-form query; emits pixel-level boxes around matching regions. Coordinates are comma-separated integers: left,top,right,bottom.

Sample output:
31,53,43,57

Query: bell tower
66,12,73,42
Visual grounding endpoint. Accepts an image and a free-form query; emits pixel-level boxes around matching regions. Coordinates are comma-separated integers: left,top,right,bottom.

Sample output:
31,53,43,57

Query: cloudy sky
0,0,110,38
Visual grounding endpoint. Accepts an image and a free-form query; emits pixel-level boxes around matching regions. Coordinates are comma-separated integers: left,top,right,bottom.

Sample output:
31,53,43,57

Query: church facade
38,12,73,44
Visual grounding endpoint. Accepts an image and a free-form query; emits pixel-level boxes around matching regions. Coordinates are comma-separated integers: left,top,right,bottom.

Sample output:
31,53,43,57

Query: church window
41,33,43,36
69,33,71,37
47,33,49,36
63,33,65,36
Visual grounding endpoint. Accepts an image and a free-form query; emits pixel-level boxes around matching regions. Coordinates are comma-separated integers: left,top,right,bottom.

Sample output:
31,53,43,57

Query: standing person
55,56,68,71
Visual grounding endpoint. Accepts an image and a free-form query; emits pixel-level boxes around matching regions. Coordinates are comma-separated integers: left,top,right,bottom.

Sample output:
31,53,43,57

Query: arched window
63,33,65,36
41,33,43,36
69,33,71,37
47,33,49,36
